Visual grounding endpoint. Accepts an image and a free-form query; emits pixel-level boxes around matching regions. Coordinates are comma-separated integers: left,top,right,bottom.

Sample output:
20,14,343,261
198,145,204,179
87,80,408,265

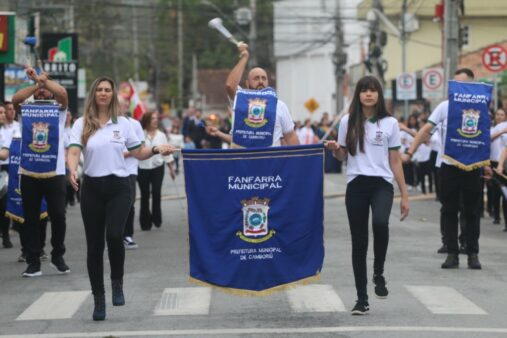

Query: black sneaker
441,254,459,269
467,254,482,270
351,300,369,315
50,256,70,274
22,262,42,277
437,244,448,254
373,275,388,298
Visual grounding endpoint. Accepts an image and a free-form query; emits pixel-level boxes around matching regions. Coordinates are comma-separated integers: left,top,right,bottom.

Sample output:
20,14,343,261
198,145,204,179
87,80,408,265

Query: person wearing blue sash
7,66,70,278
0,106,13,248
404,68,492,270
206,42,299,148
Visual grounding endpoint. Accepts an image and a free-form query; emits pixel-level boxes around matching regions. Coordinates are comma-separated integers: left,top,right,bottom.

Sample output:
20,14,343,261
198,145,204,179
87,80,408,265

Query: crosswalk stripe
405,286,487,315
154,287,211,316
286,284,346,312
16,291,91,320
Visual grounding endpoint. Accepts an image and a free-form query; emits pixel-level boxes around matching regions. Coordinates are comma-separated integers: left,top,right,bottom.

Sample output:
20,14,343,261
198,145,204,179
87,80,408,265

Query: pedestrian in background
138,111,176,231
325,75,409,315
67,77,174,321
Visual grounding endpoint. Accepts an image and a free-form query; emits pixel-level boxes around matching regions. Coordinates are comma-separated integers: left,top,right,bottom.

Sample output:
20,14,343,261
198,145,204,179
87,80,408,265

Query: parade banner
5,138,48,223
20,102,61,177
182,144,324,295
443,81,492,170
232,87,277,148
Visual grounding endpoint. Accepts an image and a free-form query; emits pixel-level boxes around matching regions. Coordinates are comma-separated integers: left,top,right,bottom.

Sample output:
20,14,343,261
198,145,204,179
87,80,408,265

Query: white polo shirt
69,116,141,177
491,121,507,162
428,100,452,167
338,114,401,184
230,89,295,147
124,118,145,175
0,126,13,165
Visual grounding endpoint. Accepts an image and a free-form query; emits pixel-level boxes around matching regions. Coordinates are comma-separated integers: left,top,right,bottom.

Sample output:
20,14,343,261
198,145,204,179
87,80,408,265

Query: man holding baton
207,42,299,148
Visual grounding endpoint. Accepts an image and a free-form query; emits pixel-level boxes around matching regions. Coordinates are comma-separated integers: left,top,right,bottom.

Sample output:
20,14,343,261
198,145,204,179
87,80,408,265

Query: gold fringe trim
5,211,49,223
189,273,321,297
18,168,58,178
441,155,490,171
5,212,24,223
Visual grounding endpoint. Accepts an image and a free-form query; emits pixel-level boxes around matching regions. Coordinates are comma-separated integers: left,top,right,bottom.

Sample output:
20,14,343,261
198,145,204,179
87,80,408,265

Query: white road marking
154,287,211,316
405,285,487,315
16,291,90,321
286,284,346,312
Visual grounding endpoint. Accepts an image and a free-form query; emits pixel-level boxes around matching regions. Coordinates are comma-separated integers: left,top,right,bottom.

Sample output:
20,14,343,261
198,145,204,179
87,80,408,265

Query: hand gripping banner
5,138,48,223
443,81,492,170
20,102,61,177
232,87,277,148
182,144,324,295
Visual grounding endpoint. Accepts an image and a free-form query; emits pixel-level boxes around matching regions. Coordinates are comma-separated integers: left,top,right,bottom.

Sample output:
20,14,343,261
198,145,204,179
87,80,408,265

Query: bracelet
151,146,159,154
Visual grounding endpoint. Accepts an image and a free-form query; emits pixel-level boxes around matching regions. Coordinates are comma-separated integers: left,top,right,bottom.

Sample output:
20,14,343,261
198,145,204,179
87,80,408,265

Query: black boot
467,254,482,270
112,280,125,306
441,253,459,269
92,294,106,321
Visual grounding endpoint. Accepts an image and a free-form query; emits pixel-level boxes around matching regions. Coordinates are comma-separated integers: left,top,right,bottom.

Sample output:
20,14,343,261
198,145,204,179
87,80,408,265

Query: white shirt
399,129,414,153
124,118,145,175
338,114,401,184
138,129,174,170
297,126,316,145
69,116,141,177
19,109,67,175
0,126,14,165
63,126,72,149
430,125,441,152
428,100,451,167
490,121,507,161
230,89,295,147
413,142,431,163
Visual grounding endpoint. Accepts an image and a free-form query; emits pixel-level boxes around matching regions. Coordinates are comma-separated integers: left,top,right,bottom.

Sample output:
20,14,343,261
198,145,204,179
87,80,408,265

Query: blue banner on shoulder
232,87,277,148
182,144,325,295
444,81,492,170
20,102,61,177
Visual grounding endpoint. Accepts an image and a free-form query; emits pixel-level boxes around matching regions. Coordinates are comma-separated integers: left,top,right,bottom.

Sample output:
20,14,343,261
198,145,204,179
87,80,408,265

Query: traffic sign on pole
422,68,444,99
396,72,417,100
482,45,507,73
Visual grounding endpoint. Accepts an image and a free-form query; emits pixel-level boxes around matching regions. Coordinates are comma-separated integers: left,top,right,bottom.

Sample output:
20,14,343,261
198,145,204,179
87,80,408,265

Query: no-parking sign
396,72,417,100
482,45,507,73
422,68,444,99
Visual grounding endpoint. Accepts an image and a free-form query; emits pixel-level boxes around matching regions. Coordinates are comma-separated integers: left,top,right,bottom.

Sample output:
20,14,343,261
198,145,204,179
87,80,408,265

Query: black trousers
137,165,165,230
81,175,132,296
429,151,440,200
439,164,481,255
417,160,433,194
124,175,137,238
20,175,67,264
403,162,415,186
345,175,394,302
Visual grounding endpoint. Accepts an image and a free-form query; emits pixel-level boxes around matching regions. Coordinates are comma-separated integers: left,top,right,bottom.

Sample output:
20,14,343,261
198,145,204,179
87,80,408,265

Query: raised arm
38,71,68,108
225,42,249,98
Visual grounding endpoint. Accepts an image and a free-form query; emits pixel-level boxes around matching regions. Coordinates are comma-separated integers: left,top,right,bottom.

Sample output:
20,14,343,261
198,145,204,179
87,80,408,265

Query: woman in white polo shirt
66,77,174,321
325,76,409,315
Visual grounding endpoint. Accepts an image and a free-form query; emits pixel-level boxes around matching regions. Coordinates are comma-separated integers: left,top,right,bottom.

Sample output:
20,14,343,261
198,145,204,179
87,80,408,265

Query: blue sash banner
444,81,492,170
182,144,324,295
20,102,61,177
232,87,277,148
5,138,48,223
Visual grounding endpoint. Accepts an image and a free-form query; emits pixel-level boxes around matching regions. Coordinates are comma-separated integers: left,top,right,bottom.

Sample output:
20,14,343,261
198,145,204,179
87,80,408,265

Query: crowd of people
0,40,505,321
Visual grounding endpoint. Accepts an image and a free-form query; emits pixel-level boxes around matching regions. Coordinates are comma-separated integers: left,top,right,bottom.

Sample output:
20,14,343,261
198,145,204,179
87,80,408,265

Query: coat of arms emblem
29,122,51,153
244,98,268,128
237,197,275,243
458,109,481,138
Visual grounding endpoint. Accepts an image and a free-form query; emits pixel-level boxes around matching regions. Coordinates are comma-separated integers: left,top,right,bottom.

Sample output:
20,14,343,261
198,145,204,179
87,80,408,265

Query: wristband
151,146,159,154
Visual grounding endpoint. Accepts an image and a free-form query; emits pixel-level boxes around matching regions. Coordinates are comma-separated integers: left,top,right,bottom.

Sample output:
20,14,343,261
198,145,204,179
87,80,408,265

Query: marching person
206,42,299,147
488,108,507,225
325,76,409,315
0,105,13,248
137,111,175,231
9,66,69,277
403,68,489,270
67,77,175,321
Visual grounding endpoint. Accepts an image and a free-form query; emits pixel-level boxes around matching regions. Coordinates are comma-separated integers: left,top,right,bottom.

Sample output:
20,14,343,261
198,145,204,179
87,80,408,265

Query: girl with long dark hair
325,76,409,315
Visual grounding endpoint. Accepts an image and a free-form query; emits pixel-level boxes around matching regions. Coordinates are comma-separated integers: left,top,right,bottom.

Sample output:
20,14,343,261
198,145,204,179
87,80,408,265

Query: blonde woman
67,77,174,321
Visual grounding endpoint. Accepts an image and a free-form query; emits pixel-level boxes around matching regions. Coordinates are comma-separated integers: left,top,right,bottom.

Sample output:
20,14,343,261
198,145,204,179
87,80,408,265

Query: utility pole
132,1,139,81
177,0,184,111
401,0,408,120
444,0,460,93
334,1,346,114
367,0,385,85
248,0,257,67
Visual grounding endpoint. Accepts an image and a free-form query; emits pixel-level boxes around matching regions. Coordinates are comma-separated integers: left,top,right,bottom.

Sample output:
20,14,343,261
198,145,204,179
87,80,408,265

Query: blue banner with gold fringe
443,81,492,170
232,87,277,148
182,144,324,295
20,102,61,177
5,138,48,223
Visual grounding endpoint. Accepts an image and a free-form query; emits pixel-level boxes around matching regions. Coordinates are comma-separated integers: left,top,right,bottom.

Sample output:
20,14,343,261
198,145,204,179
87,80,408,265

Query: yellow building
357,0,507,83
